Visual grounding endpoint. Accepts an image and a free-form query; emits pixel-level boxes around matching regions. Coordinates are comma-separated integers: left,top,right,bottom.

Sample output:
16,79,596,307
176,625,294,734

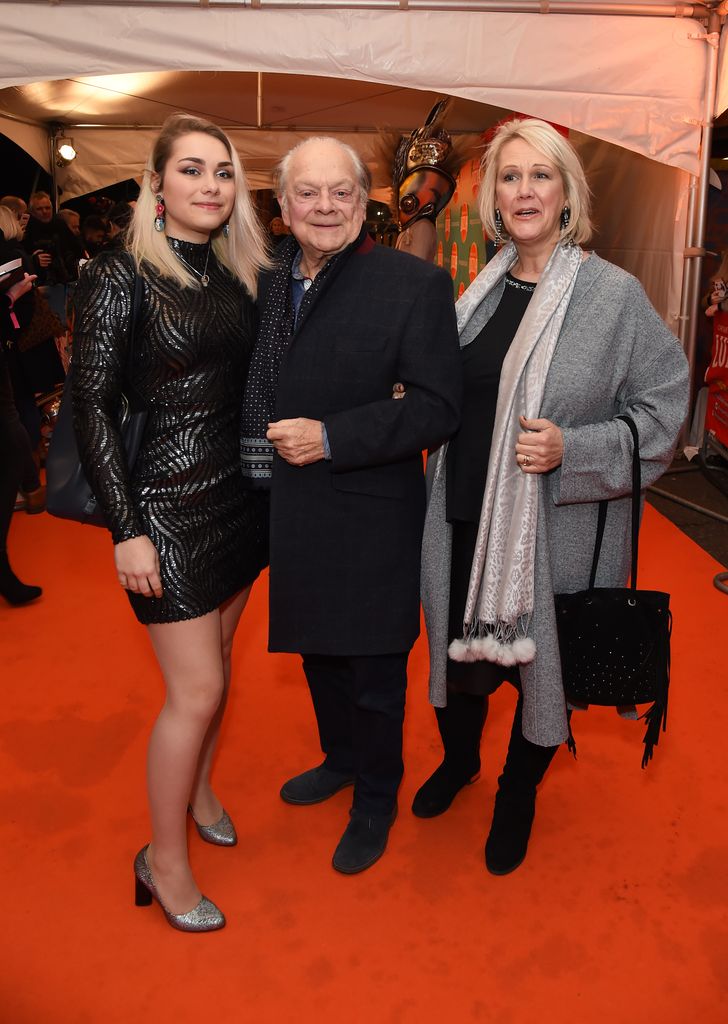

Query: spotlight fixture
55,135,77,167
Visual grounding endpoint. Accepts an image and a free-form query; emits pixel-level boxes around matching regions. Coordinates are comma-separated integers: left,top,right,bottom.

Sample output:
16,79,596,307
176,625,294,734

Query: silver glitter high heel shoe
188,805,238,847
133,845,225,932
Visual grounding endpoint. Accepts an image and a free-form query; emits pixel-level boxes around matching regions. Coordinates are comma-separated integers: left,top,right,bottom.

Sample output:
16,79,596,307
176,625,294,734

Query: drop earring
494,208,504,243
154,195,165,232
222,222,230,239
560,206,571,231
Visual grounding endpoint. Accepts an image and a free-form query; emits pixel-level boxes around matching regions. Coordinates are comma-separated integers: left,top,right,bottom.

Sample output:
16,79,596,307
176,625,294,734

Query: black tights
436,688,562,790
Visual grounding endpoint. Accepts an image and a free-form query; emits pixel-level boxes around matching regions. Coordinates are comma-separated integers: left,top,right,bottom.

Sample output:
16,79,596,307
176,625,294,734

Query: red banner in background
705,313,728,447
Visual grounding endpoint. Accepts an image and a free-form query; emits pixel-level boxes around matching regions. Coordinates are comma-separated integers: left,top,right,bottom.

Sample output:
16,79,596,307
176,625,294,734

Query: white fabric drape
0,6,709,174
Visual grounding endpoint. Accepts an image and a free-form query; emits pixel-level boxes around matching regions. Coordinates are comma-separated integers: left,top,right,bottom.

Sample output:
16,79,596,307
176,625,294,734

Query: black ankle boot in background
0,551,42,606
485,697,560,875
412,692,488,818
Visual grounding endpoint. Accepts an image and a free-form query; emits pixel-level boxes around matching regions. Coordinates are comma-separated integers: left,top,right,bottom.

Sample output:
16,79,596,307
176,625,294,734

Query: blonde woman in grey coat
415,118,689,874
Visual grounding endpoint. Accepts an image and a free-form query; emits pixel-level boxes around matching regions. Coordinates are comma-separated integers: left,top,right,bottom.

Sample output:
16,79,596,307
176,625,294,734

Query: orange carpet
1,504,726,1023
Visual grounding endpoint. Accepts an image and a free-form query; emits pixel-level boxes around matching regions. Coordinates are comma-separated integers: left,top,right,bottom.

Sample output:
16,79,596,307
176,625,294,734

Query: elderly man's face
30,197,53,223
281,140,365,261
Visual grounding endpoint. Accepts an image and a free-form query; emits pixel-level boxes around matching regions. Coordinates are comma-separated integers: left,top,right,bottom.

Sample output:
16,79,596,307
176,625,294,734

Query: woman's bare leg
145,609,226,914
189,583,253,824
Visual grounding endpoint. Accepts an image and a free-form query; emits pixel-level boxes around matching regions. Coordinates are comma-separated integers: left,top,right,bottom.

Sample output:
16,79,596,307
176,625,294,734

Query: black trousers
437,688,565,791
302,651,409,817
0,351,40,557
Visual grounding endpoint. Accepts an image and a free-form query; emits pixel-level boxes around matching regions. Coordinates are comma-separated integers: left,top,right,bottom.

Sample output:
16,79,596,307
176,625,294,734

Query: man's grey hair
276,137,371,212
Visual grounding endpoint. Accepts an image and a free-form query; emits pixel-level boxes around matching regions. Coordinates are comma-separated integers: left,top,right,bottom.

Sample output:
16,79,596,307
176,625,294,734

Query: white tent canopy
1,0,726,381
0,4,717,174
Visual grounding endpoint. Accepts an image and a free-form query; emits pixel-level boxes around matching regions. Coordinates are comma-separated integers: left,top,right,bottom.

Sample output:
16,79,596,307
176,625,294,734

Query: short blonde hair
129,113,270,298
478,118,593,247
0,205,22,241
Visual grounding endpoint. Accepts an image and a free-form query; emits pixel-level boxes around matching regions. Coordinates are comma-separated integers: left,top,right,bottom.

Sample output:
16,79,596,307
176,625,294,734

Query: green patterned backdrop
435,157,487,299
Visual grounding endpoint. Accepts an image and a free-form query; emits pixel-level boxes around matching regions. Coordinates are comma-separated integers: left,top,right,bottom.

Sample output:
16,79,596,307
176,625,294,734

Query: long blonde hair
129,113,270,298
478,118,593,247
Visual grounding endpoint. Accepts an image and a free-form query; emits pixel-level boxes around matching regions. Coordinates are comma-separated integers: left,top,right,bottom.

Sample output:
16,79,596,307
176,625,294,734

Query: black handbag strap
587,415,641,590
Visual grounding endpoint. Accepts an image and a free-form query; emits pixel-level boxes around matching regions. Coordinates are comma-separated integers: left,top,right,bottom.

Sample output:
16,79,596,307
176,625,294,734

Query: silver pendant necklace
174,243,211,287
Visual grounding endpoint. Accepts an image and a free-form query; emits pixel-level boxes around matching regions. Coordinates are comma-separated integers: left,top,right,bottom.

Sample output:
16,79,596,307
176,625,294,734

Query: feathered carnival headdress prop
372,98,476,230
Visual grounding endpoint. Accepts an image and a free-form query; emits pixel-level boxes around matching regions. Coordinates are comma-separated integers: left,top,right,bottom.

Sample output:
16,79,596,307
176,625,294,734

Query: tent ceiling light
55,136,77,166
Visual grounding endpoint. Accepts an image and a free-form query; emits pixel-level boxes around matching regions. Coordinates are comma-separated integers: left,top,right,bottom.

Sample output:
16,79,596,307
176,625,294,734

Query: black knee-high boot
484,696,562,875
412,690,488,818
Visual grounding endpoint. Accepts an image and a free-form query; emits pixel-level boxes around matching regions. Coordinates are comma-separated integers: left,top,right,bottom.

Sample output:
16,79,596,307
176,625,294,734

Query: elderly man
242,136,461,873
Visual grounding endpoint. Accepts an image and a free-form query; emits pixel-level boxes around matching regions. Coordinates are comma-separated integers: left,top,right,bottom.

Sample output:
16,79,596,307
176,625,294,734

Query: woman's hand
114,535,163,598
515,415,564,474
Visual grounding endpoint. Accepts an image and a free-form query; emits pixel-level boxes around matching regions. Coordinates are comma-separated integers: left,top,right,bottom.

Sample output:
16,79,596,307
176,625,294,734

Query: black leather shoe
411,761,480,818
484,788,537,875
280,764,355,805
332,806,398,875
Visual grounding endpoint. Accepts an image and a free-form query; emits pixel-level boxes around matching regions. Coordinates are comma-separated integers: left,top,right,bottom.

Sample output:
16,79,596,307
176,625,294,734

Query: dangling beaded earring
560,206,571,231
154,194,165,233
222,222,230,239
494,208,504,243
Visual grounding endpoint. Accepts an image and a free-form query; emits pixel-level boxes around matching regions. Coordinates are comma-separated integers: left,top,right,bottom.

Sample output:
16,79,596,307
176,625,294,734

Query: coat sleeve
71,253,144,543
323,269,462,472
553,276,689,505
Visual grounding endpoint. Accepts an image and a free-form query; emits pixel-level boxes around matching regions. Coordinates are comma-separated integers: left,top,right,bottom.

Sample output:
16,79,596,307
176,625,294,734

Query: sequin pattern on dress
72,243,268,624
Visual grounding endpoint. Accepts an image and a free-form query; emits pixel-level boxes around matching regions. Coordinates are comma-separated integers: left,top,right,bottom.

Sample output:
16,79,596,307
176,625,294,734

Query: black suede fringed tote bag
555,416,672,768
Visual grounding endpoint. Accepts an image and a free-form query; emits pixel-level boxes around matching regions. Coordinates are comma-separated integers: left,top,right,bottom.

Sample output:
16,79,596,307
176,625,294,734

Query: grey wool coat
421,253,690,747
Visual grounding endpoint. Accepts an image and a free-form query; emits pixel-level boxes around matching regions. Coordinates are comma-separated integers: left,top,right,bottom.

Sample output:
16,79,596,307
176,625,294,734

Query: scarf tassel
448,633,536,666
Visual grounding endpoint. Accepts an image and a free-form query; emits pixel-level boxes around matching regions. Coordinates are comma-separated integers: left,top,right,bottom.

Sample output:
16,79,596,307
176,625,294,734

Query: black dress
445,272,536,694
72,242,268,624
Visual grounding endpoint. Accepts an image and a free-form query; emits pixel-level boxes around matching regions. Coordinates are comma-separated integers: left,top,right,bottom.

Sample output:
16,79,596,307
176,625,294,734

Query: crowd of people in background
0,189,136,605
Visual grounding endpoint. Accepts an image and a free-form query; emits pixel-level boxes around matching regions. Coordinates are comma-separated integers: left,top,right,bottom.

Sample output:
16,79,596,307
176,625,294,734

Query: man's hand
267,418,325,466
32,250,52,269
515,415,564,474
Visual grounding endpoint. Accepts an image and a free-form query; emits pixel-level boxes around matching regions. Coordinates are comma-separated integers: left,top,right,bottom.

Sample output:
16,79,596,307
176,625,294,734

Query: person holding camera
703,250,728,318
24,191,83,323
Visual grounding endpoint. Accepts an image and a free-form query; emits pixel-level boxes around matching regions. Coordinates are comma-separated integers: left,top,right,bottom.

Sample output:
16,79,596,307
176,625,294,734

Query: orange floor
1,504,726,1023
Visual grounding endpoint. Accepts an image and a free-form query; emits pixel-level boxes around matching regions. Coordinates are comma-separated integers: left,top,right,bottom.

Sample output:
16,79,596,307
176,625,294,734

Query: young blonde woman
73,113,270,931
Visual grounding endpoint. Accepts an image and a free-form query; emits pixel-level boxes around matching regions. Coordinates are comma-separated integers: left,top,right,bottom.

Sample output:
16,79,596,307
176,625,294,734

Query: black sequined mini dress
72,242,268,625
